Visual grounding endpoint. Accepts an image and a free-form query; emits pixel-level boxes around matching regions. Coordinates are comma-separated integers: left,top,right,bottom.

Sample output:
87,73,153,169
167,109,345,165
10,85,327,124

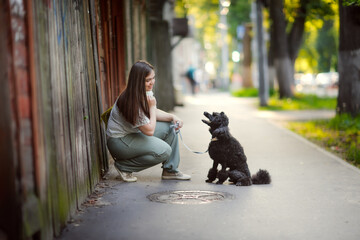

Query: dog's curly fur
202,111,271,186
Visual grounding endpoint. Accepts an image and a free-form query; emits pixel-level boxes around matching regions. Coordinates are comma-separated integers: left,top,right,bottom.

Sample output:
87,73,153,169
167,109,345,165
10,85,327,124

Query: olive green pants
107,122,180,173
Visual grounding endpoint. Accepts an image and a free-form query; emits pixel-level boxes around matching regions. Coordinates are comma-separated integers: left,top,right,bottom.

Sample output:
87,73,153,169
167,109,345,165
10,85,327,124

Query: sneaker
115,168,137,182
162,170,191,180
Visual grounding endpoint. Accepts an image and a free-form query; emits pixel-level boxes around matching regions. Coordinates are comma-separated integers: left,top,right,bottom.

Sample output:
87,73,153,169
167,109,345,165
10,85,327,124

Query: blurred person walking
185,65,198,95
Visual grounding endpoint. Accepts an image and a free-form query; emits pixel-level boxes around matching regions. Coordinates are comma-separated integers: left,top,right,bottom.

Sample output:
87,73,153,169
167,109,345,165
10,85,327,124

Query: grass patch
261,93,337,111
287,114,360,168
232,89,359,167
232,90,336,111
231,88,259,97
231,88,276,98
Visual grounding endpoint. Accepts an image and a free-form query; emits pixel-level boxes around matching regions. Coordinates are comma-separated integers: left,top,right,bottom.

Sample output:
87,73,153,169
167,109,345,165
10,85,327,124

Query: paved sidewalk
58,92,360,240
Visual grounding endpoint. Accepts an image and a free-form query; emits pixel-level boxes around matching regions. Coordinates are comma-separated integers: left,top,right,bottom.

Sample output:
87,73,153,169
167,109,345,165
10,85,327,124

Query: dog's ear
220,112,228,118
212,126,230,139
220,112,229,126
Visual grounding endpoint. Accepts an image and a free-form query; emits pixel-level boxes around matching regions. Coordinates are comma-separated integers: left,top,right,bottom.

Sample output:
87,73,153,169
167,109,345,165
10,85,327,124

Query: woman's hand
147,95,157,109
172,115,183,130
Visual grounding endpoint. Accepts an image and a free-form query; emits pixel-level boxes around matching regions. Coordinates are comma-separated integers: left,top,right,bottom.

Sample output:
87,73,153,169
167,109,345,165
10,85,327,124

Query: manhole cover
147,190,234,204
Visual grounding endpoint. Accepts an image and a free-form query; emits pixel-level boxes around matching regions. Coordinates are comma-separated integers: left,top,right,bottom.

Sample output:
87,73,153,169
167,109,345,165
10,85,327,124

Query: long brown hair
116,60,154,125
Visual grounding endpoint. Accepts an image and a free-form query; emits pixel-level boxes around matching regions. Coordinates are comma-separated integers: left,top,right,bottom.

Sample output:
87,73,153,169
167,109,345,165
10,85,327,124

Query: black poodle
202,111,271,186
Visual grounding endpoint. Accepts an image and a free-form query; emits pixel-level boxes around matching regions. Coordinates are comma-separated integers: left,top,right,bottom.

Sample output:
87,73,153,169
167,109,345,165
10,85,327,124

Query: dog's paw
207,168,218,182
235,178,252,186
242,179,252,186
217,169,228,183
235,181,242,186
205,179,213,183
215,180,224,184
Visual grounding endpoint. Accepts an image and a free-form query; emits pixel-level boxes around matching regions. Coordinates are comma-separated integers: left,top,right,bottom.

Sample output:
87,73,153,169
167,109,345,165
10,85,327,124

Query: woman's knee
153,144,172,162
154,122,173,139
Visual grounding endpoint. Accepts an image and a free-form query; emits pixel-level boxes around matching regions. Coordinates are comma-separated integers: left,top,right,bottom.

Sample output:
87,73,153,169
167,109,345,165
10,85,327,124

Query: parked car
294,73,316,92
315,72,339,88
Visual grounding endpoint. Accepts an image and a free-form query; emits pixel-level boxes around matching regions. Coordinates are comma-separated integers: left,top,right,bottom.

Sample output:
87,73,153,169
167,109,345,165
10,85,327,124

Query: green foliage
175,0,253,79
174,0,188,17
289,0,339,73
328,114,360,131
175,0,219,43
288,114,360,168
231,87,276,98
227,0,252,38
347,142,360,163
315,20,338,72
284,0,335,31
231,88,258,97
174,0,221,68
296,31,318,73
260,93,337,110
343,0,360,6
174,0,340,79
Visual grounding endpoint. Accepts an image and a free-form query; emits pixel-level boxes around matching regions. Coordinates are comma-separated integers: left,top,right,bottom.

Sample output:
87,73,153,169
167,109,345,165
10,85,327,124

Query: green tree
315,19,338,73
269,0,294,98
343,0,360,5
227,0,252,38
175,0,220,70
268,0,336,98
227,0,253,88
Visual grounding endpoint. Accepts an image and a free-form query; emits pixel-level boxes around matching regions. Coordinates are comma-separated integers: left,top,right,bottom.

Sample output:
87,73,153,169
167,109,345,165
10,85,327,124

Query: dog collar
211,137,218,142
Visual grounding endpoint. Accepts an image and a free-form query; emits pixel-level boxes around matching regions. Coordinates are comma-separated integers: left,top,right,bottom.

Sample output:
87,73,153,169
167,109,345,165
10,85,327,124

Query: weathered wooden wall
31,0,106,237
0,0,175,239
0,2,22,240
95,0,148,109
0,0,42,238
97,0,127,106
1,0,107,239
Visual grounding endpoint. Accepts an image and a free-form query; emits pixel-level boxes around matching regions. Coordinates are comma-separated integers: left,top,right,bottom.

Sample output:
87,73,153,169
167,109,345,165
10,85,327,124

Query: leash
170,123,211,155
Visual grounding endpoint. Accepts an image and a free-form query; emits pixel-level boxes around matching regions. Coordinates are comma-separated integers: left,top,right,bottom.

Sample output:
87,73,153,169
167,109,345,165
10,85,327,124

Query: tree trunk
268,21,276,90
287,0,309,82
337,1,360,116
269,0,293,98
149,20,175,111
242,23,253,88
288,0,308,62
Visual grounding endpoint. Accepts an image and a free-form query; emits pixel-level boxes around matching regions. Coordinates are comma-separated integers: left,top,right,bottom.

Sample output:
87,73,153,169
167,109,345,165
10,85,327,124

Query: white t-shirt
106,99,150,138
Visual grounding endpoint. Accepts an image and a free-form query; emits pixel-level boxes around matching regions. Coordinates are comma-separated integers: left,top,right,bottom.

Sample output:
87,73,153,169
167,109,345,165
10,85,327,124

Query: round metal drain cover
147,190,234,204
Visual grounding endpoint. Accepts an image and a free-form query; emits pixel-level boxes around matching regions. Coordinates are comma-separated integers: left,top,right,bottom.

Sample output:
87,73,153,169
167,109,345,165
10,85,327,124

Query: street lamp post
219,0,230,90
255,0,269,106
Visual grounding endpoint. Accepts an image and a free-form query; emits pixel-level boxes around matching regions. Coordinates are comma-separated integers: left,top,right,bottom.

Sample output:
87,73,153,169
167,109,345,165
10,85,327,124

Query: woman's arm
156,109,183,129
155,109,173,121
138,96,157,136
